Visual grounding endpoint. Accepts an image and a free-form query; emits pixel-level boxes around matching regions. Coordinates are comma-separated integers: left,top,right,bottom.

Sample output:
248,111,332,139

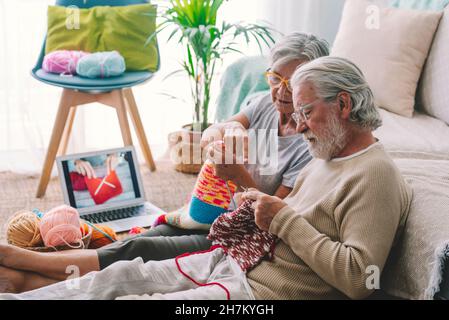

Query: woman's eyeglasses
264,70,293,93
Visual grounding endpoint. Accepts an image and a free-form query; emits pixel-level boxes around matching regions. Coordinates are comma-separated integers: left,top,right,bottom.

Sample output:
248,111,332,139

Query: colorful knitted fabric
156,160,237,230
207,200,277,272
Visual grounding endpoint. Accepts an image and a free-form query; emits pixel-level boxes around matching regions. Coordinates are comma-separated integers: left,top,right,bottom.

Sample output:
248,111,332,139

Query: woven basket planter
168,124,211,174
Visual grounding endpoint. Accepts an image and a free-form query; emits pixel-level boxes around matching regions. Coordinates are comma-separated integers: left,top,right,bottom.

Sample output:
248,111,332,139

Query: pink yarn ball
42,50,89,75
39,205,82,247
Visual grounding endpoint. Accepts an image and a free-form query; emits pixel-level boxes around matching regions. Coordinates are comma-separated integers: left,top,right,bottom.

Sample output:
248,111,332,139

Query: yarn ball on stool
43,50,89,75
39,205,83,248
6,210,43,248
81,223,117,249
76,51,126,79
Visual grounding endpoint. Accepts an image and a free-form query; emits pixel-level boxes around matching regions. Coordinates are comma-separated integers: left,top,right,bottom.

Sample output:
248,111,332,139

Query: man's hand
242,189,288,231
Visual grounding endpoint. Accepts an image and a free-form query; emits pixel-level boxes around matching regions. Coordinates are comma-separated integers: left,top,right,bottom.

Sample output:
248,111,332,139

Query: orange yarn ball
81,223,117,249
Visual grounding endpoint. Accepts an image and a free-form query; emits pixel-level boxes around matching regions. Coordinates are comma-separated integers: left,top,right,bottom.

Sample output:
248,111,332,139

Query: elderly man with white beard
242,56,413,300
0,56,413,301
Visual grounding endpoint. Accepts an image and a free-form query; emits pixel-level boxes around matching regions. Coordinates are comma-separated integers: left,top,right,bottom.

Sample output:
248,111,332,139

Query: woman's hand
200,122,248,162
242,188,288,231
223,125,248,164
200,125,224,149
213,163,246,183
206,142,246,182
75,160,96,179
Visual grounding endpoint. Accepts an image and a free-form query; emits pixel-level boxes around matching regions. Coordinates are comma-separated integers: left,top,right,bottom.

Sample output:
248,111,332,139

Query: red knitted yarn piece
70,172,87,191
84,170,123,205
153,214,167,227
207,200,277,272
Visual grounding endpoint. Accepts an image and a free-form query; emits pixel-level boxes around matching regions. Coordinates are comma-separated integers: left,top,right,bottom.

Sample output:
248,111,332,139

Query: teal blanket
215,56,269,122
390,0,449,10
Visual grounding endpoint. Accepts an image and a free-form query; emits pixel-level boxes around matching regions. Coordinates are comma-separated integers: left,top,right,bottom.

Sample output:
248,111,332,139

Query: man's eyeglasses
291,101,316,124
264,70,293,93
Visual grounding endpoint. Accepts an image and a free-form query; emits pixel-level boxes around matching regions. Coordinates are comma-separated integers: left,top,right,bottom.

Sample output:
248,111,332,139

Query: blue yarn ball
76,51,126,79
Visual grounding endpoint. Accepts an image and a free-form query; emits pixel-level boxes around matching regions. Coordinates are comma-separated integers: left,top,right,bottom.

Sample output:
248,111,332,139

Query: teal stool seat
33,69,154,92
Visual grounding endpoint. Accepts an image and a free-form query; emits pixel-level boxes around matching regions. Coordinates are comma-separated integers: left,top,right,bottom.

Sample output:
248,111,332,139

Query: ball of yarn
39,205,82,247
81,223,117,249
6,210,43,248
43,50,89,75
76,51,126,79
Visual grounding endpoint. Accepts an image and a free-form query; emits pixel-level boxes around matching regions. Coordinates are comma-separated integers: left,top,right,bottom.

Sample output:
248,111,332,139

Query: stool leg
123,88,156,172
58,106,77,156
114,90,133,146
36,89,73,198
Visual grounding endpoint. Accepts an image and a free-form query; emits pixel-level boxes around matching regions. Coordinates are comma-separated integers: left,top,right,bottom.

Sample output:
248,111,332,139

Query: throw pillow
331,0,442,117
417,5,449,124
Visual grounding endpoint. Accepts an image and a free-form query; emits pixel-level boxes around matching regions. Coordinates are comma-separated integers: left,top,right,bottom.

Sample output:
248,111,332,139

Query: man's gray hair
291,56,382,131
270,32,330,70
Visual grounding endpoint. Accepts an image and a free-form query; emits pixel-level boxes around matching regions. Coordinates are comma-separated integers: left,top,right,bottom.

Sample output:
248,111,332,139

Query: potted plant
148,0,275,173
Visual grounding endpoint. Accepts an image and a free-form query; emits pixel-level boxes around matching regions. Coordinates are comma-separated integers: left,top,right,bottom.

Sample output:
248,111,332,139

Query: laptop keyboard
83,206,142,224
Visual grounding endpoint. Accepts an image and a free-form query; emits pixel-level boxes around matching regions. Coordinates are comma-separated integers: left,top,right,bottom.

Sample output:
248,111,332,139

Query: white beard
303,111,348,160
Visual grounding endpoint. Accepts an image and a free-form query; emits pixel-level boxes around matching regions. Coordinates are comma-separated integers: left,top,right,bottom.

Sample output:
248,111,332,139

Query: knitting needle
225,181,237,210
94,176,116,196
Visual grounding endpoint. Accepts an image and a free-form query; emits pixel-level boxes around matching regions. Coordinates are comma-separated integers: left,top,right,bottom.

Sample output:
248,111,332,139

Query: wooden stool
35,87,156,198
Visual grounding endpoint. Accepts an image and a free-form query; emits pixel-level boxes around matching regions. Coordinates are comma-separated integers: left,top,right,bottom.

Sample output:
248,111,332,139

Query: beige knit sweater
246,143,413,300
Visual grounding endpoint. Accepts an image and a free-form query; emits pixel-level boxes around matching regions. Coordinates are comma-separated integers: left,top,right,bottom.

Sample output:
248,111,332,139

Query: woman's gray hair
291,56,382,131
270,32,330,70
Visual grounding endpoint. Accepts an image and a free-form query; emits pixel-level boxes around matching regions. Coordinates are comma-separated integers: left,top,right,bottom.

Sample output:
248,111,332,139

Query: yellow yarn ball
6,210,43,248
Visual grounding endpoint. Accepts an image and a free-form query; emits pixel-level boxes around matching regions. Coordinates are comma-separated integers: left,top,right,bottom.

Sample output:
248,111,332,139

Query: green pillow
46,4,159,72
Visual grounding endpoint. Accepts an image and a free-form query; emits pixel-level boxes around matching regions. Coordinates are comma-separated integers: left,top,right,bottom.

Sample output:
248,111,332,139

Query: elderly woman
0,32,329,294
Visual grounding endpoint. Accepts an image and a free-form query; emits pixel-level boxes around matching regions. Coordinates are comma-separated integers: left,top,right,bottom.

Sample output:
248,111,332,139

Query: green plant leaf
161,68,186,82
156,0,276,126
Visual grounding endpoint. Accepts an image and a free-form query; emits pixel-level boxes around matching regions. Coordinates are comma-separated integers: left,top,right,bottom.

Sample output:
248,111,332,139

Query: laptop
56,146,164,233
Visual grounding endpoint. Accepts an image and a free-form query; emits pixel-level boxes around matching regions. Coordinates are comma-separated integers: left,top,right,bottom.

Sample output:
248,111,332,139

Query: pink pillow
42,50,89,75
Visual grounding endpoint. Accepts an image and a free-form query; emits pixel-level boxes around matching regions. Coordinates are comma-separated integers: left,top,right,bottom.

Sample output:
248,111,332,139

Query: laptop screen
58,148,143,213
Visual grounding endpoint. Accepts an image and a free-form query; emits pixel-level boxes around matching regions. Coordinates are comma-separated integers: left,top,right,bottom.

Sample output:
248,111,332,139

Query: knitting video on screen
67,152,135,208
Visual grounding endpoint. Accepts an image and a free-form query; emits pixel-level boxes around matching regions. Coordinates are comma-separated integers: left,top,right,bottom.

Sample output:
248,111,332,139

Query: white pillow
417,5,449,125
331,0,442,118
